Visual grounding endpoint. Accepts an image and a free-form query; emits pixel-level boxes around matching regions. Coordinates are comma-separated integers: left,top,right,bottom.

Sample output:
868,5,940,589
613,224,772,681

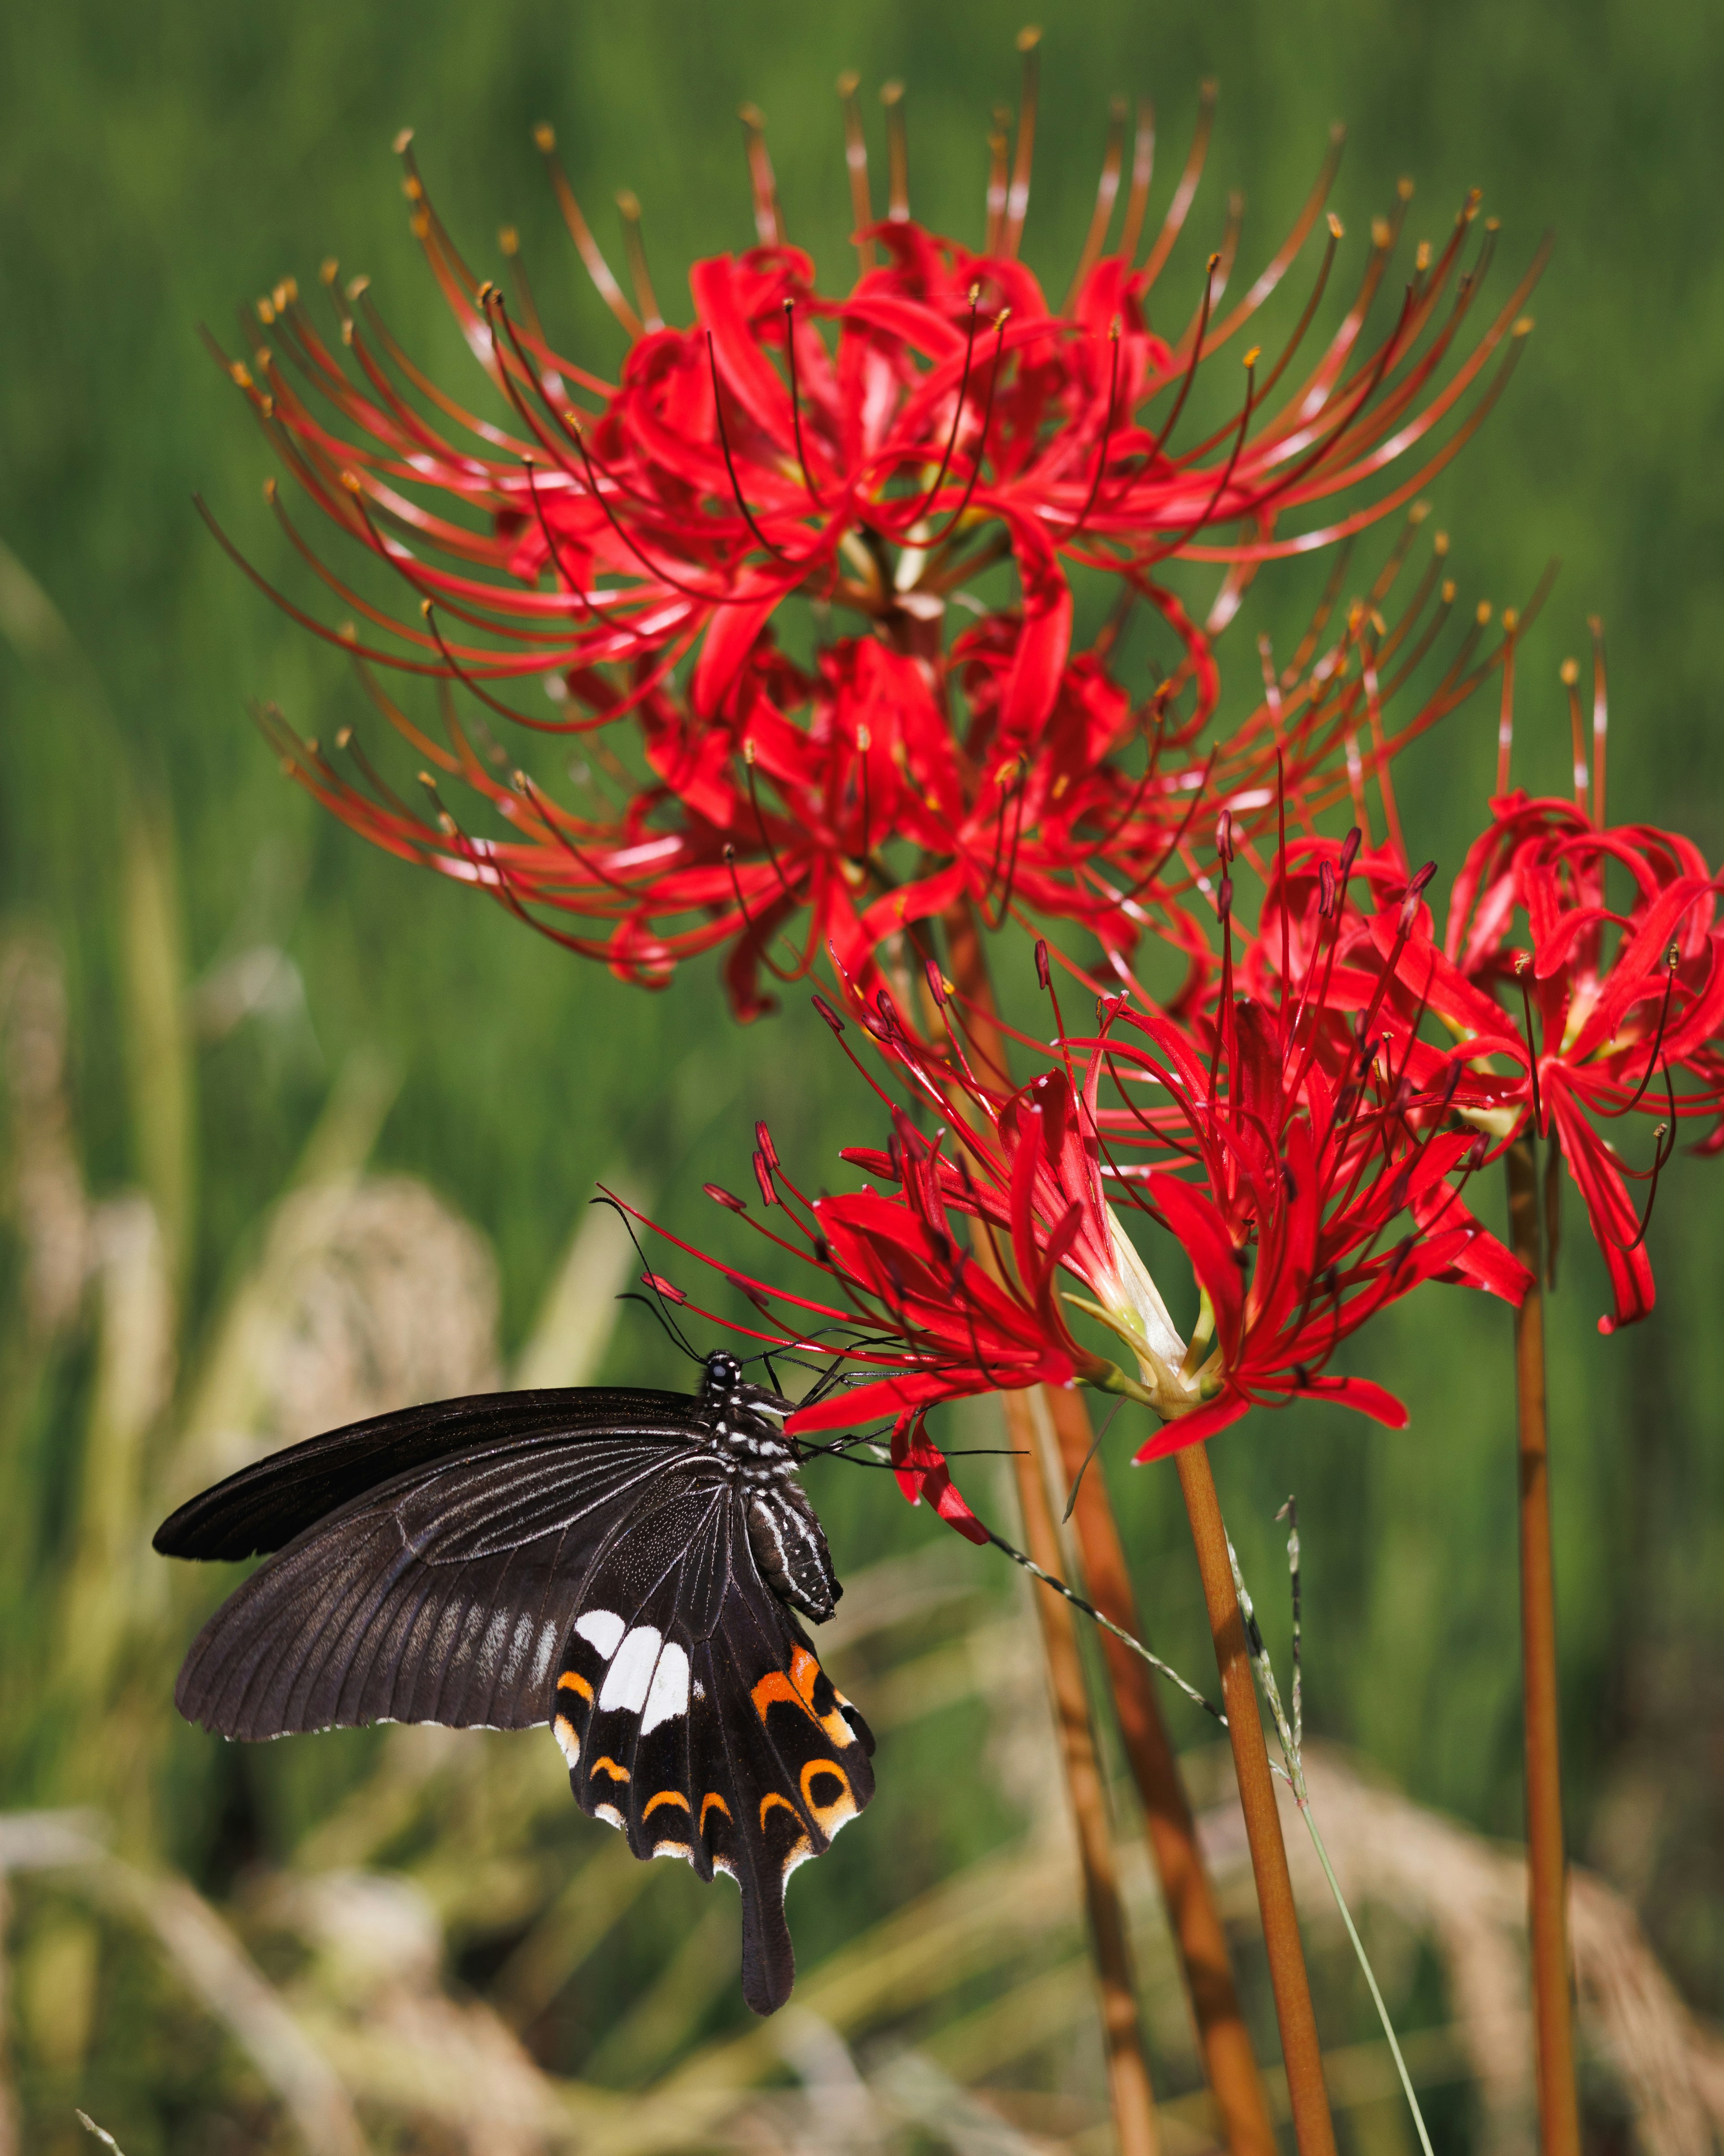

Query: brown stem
1176,1442,1338,2156
938,898,1159,2156
1004,1386,1162,2156
1045,1384,1278,2156
1504,1136,1582,2156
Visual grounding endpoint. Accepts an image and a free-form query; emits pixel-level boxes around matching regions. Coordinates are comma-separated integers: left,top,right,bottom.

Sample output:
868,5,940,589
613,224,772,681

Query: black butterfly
153,1351,875,2016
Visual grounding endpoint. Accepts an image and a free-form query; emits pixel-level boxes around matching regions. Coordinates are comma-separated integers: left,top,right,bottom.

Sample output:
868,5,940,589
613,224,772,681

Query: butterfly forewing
158,1356,875,2016
171,1428,692,1738
153,1388,712,1561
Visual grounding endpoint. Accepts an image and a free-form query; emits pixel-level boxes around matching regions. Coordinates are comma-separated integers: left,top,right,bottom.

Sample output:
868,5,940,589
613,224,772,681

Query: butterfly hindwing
554,1493,875,2016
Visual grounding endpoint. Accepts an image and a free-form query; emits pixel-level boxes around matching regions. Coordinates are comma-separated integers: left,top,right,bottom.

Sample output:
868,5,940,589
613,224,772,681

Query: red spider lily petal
1547,1087,1655,1334
889,1416,992,1543
1130,1374,1408,1464
1146,1169,1247,1364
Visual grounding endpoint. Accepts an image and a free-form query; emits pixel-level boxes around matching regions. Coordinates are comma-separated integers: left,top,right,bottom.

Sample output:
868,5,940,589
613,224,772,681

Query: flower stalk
1176,1441,1338,2156
997,1379,1163,2156
942,895,1275,2156
1043,1383,1278,2156
1504,1133,1582,2156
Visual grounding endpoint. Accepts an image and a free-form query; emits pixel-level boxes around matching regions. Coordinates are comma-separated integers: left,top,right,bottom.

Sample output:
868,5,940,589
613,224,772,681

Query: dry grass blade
0,1814,366,2156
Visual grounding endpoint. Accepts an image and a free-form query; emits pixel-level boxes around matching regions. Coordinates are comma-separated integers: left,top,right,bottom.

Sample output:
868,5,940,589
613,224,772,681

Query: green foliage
3,0,1723,2142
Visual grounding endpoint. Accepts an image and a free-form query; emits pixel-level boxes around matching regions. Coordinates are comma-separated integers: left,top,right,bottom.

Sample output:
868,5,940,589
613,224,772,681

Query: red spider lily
1330,634,1724,1332
616,911,1529,1531
210,67,1541,727
215,57,1543,1014
1356,798,1724,1332
259,510,1525,1020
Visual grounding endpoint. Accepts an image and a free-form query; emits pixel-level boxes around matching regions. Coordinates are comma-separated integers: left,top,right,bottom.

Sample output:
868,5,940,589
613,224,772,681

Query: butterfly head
700,1352,793,1425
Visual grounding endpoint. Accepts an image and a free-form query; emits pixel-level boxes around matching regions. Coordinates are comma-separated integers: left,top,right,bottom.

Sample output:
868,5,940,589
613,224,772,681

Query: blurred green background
2,0,1723,2147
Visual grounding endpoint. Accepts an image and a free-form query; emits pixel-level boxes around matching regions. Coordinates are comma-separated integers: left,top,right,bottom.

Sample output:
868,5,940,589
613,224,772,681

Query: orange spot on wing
800,1758,857,1834
751,1668,818,1726
558,1670,594,1700
699,1791,731,1832
759,1790,800,1830
644,1789,691,1817
589,1755,630,1783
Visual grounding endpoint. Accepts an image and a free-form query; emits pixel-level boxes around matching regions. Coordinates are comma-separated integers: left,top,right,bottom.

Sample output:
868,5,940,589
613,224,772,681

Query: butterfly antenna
589,1194,707,1365
1062,1395,1126,1521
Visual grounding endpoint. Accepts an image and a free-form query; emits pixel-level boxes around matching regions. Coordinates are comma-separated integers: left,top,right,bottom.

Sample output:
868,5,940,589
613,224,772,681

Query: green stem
1293,1796,1434,2156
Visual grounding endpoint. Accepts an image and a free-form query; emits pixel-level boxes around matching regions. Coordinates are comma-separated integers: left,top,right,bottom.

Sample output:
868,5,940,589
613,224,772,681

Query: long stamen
1146,342,1260,560
1495,605,1518,795
1560,656,1589,819
1361,621,1407,864
926,310,1011,543
1003,27,1042,260
782,300,826,507
532,123,641,338
522,458,629,636
1139,256,1219,471
741,740,805,904
984,119,1010,257
419,598,553,731
568,420,754,605
721,843,799,984
836,71,875,270
1605,946,1682,1118
1112,750,1217,908
614,191,664,332
1589,614,1609,828
1141,79,1216,288
1619,1066,1678,1254
1067,320,1122,536
881,80,910,222
1516,960,1544,1134
1064,98,1128,308
1117,99,1156,263
706,331,792,561
738,104,785,246
911,288,983,520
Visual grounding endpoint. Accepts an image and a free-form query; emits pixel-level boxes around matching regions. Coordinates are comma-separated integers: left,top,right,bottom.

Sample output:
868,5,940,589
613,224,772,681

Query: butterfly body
155,1354,874,2014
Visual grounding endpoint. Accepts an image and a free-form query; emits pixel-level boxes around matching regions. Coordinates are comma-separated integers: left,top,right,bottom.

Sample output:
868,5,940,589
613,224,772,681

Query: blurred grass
3,0,1724,2143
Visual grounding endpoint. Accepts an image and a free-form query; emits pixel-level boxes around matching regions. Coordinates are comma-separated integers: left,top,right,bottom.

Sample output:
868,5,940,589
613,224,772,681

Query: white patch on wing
529,1619,560,1692
651,1840,693,1864
641,1642,691,1732
598,1626,663,1713
553,1714,581,1768
594,1802,626,1830
503,1609,537,1684
480,1605,512,1674
575,1609,625,1660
